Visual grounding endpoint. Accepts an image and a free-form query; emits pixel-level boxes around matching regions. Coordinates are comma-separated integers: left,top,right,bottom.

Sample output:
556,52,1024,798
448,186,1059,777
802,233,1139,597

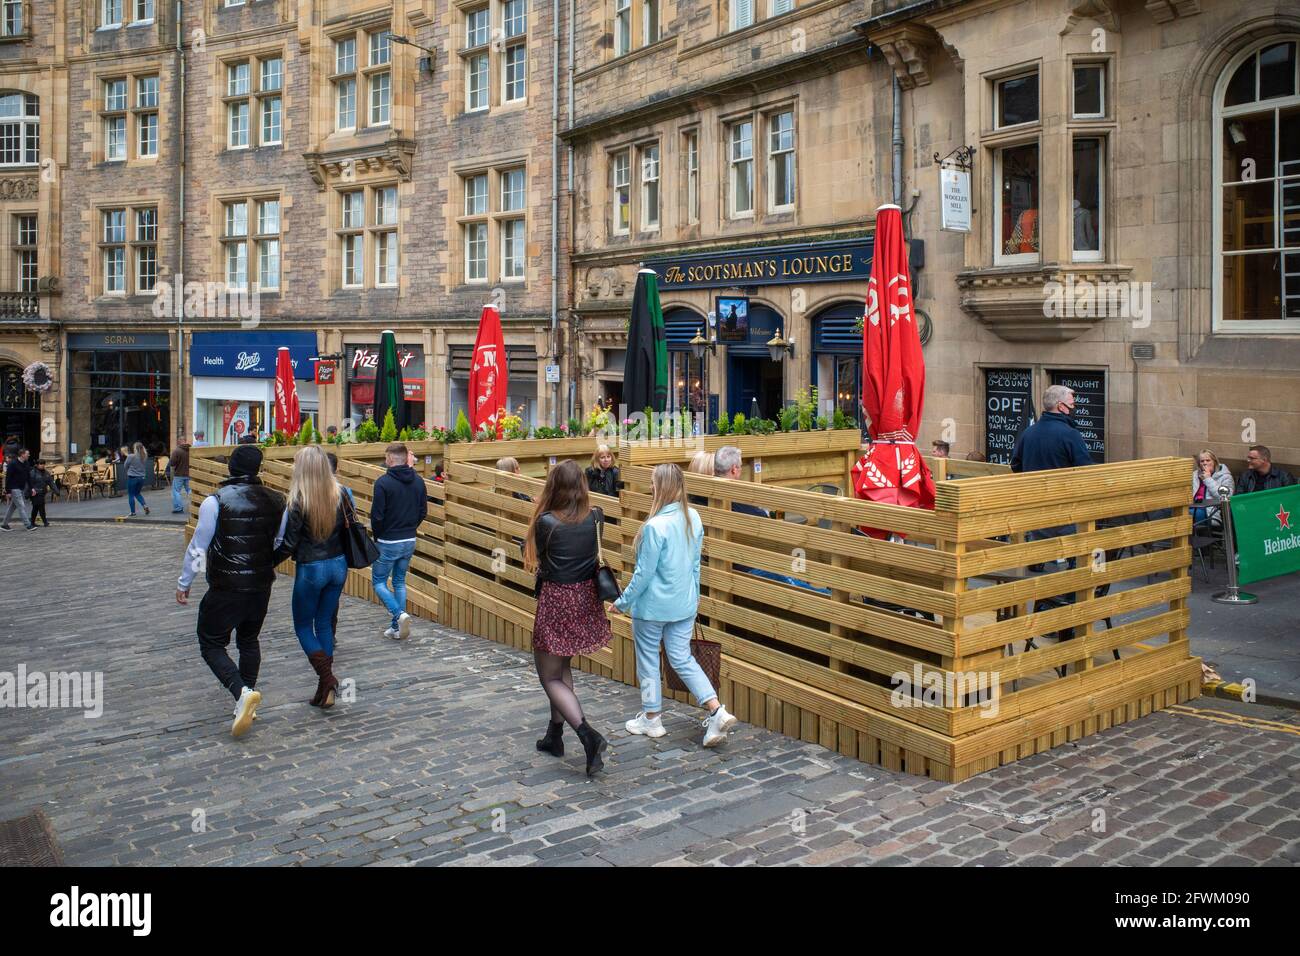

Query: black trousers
197,587,272,699
31,494,47,525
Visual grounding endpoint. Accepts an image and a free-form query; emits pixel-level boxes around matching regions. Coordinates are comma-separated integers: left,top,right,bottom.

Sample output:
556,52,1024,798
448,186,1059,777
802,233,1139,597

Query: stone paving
1,525,1297,867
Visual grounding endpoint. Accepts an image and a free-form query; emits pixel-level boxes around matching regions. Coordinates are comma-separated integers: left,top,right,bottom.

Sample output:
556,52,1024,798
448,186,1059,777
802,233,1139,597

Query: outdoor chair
1190,519,1226,581
92,465,115,498
49,464,66,500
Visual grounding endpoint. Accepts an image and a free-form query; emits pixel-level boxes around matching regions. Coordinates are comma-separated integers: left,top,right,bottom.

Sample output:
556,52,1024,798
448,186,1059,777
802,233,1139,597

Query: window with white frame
260,57,283,145
503,0,528,104
769,0,793,15
13,214,36,293
221,197,282,292
103,79,128,162
1072,63,1106,119
644,0,659,44
0,92,39,167
640,143,659,229
612,149,630,235
225,56,281,148
133,0,154,22
99,205,155,295
340,190,364,287
136,76,158,158
2,0,24,36
684,130,699,225
1217,38,1300,327
463,7,490,112
368,30,391,126
463,172,488,282
729,120,753,217
730,0,754,32
459,165,527,283
374,185,398,287
614,0,631,57
990,69,1041,265
226,61,251,147
1071,137,1103,262
101,0,122,28
768,109,795,211
334,37,357,130
333,186,398,290
500,167,526,280
994,70,1039,129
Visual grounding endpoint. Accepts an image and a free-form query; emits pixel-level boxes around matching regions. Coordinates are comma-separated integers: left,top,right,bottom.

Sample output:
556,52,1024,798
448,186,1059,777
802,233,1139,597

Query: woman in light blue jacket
612,463,737,747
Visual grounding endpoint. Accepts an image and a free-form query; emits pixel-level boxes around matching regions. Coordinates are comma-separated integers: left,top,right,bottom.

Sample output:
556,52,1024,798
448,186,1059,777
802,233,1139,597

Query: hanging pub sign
1050,369,1106,463
715,295,750,342
315,360,337,385
983,367,1035,465
940,167,972,233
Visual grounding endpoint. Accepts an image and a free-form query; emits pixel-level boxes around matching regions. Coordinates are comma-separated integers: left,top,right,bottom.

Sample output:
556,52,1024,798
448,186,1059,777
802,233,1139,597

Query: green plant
748,417,776,436
408,425,429,441
533,425,567,439
453,410,473,443
380,408,397,442
296,419,314,446
832,407,856,431
778,404,798,433
714,416,731,436
427,426,451,443
313,428,323,444
398,426,411,442
355,416,380,443
816,415,829,430
732,412,746,435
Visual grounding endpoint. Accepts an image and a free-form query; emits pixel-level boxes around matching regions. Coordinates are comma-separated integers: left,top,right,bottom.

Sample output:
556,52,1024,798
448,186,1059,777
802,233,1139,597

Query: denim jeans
291,555,348,656
171,476,190,512
371,539,416,628
126,476,147,514
3,492,32,528
633,616,716,714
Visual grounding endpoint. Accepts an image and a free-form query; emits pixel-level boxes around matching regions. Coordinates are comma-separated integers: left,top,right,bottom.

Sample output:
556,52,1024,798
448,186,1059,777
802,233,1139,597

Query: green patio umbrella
624,269,668,413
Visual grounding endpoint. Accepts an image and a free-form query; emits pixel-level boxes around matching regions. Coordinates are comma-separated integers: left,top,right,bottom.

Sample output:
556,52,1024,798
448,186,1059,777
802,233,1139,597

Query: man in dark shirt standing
2,448,35,531
370,442,428,640
1236,445,1297,495
1010,385,1093,474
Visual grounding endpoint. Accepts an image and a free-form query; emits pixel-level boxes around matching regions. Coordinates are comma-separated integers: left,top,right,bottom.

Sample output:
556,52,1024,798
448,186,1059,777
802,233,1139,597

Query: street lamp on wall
689,328,716,361
766,329,795,363
390,35,437,75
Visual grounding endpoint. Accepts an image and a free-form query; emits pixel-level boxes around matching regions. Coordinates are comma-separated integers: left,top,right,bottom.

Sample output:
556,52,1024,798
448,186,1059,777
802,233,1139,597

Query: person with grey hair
714,445,769,518
1010,385,1093,474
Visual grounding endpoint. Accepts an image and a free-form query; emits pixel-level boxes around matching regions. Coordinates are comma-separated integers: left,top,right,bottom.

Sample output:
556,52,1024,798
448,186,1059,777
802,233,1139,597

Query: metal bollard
1212,496,1258,605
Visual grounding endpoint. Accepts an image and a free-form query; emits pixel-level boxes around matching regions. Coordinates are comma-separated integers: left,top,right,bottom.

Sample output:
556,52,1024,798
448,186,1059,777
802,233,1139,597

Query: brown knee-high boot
319,655,339,709
307,651,329,707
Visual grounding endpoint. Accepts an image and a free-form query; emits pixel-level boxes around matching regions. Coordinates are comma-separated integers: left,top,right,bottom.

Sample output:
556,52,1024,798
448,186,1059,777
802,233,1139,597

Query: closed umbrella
273,346,300,435
469,304,508,436
373,329,409,432
623,268,668,414
851,204,935,538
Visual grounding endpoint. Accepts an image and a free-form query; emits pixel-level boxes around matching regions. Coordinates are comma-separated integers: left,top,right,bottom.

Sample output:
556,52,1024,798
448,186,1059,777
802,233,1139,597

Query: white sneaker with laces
702,705,738,748
231,687,262,738
383,626,398,640
625,711,667,737
398,612,412,639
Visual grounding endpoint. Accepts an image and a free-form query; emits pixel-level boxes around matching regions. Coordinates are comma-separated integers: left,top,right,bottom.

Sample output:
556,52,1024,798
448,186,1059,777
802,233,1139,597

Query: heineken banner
1232,484,1300,585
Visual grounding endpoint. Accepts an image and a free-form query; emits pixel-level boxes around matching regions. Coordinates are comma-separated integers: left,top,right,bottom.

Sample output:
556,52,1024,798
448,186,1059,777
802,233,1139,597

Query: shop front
448,345,538,429
189,331,318,443
346,343,426,428
66,332,172,458
810,303,867,435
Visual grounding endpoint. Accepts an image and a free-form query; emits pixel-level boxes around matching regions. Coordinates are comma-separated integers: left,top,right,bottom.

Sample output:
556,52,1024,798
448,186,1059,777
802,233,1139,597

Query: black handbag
340,492,379,569
593,510,622,603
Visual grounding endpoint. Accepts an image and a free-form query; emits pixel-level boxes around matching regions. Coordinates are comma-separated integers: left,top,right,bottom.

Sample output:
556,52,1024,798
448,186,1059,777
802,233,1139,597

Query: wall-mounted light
766,328,795,362
689,328,716,361
391,35,436,75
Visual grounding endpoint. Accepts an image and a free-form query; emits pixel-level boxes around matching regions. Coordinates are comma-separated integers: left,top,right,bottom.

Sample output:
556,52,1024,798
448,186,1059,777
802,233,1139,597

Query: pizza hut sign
350,347,419,374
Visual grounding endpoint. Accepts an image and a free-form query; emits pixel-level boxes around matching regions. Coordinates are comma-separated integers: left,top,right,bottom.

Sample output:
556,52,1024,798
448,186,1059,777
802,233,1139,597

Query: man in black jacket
2,448,35,531
370,442,427,640
1236,445,1297,495
176,445,286,738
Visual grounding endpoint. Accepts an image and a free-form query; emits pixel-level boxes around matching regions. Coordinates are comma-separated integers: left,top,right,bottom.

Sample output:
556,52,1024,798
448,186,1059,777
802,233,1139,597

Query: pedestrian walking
169,439,192,514
2,447,36,531
584,443,620,497
273,445,349,709
176,444,286,738
523,459,611,775
611,463,736,747
370,441,427,640
29,459,54,527
125,442,151,516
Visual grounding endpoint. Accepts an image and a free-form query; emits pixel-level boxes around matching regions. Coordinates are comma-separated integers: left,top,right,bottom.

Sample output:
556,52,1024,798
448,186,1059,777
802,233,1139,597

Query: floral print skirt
532,578,612,657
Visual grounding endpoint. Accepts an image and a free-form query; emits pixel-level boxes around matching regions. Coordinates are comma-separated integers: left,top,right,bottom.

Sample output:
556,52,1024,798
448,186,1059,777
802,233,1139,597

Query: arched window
663,307,708,420
0,92,39,167
1215,39,1300,329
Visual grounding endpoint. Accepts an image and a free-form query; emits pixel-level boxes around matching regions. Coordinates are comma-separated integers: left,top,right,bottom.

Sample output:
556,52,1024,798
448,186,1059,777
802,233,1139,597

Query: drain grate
0,809,64,867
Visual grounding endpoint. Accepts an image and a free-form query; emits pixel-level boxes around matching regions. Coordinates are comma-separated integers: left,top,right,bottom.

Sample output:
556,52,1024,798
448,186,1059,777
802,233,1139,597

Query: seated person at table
1236,445,1296,496
584,444,620,497
687,450,714,506
1190,449,1233,526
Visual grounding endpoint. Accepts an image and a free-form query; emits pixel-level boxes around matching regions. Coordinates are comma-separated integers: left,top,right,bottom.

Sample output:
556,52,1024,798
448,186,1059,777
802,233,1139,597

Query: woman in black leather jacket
522,459,611,775
584,444,620,498
274,445,349,709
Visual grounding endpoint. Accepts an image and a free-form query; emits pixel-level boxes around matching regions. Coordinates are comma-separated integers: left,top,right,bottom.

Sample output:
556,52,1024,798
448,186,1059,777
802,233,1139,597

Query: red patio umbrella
469,304,508,436
273,346,300,435
852,204,935,538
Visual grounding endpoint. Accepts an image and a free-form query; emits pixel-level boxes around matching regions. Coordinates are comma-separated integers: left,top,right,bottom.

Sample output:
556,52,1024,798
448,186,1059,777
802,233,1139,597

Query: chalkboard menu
1050,369,1106,463
984,368,1035,464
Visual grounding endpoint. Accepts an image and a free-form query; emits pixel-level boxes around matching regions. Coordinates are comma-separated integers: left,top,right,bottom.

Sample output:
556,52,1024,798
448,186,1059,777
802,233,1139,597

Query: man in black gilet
176,445,286,738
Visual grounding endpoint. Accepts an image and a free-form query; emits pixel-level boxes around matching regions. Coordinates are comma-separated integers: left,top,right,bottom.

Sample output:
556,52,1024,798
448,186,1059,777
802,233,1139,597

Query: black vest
207,476,286,592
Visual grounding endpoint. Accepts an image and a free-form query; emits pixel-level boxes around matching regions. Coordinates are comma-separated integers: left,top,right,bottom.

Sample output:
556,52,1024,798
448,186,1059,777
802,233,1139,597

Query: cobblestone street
2,524,1298,867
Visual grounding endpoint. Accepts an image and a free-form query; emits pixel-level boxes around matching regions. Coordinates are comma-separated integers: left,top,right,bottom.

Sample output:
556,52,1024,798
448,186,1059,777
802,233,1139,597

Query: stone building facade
4,0,568,459
565,0,1300,473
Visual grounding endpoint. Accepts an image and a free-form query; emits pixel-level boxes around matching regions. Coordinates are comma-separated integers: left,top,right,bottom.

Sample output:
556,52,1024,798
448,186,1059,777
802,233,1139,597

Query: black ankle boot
575,721,607,776
536,721,565,757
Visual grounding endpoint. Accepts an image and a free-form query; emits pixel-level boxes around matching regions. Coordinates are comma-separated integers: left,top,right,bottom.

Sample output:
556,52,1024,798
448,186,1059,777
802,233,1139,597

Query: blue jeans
126,476,147,514
633,616,716,714
371,539,416,628
291,555,348,656
171,476,190,512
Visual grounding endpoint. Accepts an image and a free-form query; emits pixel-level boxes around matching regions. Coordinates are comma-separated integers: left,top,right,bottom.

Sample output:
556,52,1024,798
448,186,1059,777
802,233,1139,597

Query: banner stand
1212,497,1258,606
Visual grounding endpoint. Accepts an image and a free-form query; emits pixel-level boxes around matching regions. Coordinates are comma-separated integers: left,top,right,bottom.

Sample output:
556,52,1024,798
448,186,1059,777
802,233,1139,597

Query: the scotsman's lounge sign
645,239,874,290
1233,485,1300,585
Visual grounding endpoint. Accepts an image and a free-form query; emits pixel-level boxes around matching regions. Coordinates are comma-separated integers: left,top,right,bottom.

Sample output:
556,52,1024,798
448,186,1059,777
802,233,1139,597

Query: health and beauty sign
1233,484,1300,585
645,238,874,291
190,331,317,379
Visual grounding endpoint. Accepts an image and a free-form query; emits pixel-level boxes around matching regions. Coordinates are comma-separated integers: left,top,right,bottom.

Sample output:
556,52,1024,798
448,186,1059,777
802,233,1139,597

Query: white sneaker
231,687,261,739
701,705,738,748
625,712,667,737
383,626,398,640
398,612,412,639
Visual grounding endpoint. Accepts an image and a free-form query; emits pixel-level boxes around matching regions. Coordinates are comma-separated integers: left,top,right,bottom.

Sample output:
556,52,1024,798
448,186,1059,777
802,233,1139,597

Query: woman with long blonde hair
274,445,349,708
611,463,736,747
124,441,151,516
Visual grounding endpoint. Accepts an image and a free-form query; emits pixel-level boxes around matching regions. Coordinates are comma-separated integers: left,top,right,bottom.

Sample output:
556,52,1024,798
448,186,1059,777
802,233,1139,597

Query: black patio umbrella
373,329,410,432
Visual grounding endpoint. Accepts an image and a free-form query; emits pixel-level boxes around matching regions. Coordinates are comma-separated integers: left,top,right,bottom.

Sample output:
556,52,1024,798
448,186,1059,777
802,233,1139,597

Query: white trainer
625,712,667,738
398,612,412,639
383,626,398,640
231,687,262,738
701,705,738,748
